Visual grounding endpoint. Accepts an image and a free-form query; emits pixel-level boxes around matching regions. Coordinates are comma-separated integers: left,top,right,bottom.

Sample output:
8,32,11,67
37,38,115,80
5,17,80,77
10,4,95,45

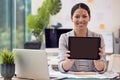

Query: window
0,0,31,50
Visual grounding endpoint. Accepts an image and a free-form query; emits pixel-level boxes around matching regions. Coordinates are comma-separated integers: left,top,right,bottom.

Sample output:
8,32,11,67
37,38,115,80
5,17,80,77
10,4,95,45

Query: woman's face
71,8,90,31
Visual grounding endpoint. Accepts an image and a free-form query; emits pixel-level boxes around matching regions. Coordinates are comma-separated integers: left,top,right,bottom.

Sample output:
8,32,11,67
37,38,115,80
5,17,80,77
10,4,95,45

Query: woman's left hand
93,47,105,71
99,48,105,59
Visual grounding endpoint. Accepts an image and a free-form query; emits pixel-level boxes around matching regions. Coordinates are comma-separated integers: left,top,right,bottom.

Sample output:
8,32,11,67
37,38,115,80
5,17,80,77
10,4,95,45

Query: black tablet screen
68,37,101,60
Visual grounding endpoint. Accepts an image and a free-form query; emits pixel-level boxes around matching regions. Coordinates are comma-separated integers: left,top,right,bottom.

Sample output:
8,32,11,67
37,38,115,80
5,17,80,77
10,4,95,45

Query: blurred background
0,0,120,53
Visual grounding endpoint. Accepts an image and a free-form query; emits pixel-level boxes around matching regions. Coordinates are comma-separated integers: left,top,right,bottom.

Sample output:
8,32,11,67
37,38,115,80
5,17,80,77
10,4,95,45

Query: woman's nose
78,17,84,22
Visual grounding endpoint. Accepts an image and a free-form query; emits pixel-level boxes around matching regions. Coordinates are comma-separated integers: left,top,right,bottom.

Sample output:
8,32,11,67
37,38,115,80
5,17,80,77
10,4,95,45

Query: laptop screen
45,29,72,48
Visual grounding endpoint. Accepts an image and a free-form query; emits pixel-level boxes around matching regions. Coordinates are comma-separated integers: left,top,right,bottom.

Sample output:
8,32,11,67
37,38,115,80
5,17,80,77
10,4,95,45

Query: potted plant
0,48,15,80
27,0,62,42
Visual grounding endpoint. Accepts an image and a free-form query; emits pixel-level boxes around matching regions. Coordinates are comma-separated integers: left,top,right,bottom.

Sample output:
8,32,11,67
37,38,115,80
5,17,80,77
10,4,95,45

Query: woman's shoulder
88,30,102,37
60,30,74,37
59,30,73,43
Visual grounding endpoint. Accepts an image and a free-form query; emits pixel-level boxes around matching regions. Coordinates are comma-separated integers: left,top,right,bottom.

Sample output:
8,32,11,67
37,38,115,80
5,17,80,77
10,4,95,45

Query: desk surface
63,78,110,80
0,77,113,80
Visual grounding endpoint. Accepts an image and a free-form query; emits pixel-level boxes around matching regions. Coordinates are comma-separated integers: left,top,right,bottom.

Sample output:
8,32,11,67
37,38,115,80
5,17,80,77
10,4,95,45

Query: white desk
46,48,58,56
0,69,119,80
46,48,59,71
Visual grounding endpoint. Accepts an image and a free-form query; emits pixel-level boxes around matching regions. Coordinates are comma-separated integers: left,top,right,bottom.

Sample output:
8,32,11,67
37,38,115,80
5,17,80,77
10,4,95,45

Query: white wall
32,0,120,37
31,0,44,15
112,0,120,37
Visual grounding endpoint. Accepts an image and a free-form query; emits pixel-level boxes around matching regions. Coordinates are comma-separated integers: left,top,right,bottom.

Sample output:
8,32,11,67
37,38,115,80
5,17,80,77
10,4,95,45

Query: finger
66,50,70,54
65,53,70,57
99,48,103,53
99,53,103,57
65,50,70,57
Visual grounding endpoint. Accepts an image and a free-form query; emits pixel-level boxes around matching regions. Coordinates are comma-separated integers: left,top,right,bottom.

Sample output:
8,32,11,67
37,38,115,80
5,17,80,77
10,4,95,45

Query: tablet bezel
68,37,101,60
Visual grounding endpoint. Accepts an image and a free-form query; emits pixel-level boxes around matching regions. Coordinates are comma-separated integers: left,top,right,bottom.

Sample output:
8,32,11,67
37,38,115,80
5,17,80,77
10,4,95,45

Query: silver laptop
13,49,49,80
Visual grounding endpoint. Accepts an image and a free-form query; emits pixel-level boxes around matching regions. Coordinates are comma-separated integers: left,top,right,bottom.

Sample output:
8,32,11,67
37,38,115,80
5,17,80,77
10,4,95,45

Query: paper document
49,65,118,79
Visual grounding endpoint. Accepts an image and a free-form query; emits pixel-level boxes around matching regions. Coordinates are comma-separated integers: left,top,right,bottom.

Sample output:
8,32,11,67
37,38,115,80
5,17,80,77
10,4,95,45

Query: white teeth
78,24,83,26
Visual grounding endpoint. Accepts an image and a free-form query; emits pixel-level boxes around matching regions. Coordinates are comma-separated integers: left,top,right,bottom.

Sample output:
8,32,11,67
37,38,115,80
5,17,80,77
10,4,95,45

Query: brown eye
83,15,87,18
74,15,80,18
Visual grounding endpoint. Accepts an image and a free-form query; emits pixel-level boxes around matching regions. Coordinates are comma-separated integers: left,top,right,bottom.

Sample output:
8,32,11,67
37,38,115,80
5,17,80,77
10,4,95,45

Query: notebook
68,37,101,60
13,49,49,80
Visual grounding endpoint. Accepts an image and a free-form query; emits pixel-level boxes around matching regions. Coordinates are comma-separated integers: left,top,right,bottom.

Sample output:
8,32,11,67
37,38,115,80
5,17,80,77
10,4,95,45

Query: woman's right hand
65,50,74,61
62,50,75,71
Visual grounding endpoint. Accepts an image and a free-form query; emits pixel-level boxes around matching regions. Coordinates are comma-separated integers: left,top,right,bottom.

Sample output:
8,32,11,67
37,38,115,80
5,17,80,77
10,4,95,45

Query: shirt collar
69,29,93,37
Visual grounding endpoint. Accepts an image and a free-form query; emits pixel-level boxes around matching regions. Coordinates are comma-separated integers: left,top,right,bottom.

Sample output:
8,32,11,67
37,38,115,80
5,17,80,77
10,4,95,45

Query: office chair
24,41,41,49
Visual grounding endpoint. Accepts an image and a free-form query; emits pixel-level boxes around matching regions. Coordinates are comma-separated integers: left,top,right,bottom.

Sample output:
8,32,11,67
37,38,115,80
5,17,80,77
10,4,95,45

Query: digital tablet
68,37,101,60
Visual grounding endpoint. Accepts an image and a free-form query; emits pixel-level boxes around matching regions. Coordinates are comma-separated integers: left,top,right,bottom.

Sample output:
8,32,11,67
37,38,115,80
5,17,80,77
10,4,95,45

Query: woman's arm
94,48,106,72
58,34,74,72
62,51,74,71
94,59,104,71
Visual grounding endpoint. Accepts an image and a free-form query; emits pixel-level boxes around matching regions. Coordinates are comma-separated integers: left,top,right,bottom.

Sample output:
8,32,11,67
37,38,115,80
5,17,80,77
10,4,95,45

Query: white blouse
58,30,106,73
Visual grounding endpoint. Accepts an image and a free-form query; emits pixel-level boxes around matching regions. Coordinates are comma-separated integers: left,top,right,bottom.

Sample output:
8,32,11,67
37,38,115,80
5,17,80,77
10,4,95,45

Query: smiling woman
58,3,107,74
71,7,90,37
